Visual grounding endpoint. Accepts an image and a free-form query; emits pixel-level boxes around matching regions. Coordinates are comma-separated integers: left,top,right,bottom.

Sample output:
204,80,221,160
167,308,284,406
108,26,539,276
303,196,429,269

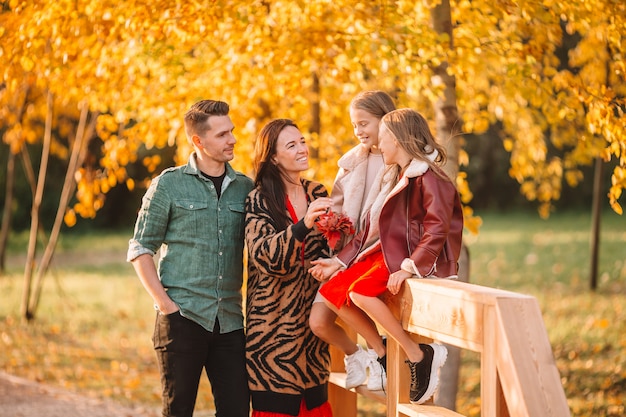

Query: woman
309,90,396,391
245,119,334,417
310,108,464,404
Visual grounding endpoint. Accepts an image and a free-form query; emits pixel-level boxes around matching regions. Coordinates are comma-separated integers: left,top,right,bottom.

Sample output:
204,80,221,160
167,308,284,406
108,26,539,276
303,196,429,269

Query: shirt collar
184,152,236,180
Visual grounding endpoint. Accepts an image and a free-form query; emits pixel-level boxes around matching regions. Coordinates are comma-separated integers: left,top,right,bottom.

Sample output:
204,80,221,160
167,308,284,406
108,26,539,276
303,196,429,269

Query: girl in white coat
309,90,395,391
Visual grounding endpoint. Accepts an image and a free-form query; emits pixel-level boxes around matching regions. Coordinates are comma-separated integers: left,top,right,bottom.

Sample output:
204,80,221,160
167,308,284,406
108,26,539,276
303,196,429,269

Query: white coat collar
386,150,439,201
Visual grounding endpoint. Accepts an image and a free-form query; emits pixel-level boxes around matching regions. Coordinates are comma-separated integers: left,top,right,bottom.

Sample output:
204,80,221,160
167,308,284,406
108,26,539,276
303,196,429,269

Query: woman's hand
309,257,342,282
387,269,414,295
304,197,333,229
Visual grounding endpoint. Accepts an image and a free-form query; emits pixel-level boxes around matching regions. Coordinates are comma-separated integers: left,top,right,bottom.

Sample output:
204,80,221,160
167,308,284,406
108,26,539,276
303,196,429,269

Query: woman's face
378,123,401,165
349,107,382,151
273,125,309,174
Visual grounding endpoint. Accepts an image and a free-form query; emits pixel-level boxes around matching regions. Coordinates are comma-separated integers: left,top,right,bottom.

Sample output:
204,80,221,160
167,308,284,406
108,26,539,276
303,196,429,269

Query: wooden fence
327,278,570,417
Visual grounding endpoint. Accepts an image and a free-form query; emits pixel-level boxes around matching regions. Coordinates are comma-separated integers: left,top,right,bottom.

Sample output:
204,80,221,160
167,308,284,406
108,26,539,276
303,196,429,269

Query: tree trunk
29,104,98,317
589,51,612,291
310,72,321,160
430,3,462,181
0,149,15,274
20,145,51,254
1,92,29,274
589,156,603,291
20,145,38,196
430,0,467,410
21,91,53,322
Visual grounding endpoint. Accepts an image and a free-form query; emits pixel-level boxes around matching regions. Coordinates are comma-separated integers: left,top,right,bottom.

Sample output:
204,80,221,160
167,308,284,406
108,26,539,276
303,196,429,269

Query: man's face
195,115,236,163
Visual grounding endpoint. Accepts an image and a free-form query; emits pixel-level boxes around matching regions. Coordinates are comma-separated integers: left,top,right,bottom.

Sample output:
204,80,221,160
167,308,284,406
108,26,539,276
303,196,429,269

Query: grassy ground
1,210,625,416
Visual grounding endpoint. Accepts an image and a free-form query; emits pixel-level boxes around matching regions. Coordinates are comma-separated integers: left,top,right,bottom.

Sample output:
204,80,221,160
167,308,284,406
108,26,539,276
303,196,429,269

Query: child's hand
387,269,414,295
309,257,342,281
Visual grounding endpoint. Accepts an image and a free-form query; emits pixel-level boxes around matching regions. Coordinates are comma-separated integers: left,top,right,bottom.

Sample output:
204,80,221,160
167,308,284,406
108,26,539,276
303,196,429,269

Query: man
127,100,253,417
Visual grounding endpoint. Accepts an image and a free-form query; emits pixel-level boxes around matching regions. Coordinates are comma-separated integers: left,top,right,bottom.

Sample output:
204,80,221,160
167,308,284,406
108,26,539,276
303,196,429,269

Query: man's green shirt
128,154,254,333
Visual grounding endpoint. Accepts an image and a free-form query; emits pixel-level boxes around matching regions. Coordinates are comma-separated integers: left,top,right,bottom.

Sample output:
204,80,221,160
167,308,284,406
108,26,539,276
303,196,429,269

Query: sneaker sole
410,344,448,405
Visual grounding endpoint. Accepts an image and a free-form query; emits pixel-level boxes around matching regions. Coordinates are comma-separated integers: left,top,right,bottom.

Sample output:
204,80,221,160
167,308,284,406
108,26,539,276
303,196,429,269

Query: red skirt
319,250,389,309
252,400,333,417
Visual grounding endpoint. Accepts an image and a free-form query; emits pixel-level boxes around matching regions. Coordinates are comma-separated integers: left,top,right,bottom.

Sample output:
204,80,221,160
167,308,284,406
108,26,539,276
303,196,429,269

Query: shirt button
219,276,223,279
219,230,222,234
219,252,223,256
189,204,194,208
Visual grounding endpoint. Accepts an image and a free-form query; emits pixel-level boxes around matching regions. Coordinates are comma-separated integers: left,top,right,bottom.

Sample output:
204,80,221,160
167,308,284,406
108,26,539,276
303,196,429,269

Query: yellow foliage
126,178,135,191
1,0,625,229
63,209,77,227
462,205,482,235
142,155,162,173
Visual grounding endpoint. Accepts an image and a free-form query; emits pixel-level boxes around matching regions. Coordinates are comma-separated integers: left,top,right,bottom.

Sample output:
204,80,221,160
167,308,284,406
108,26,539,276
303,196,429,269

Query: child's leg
323,298,386,355
316,297,375,389
309,301,358,355
351,292,449,401
326,295,388,391
349,292,424,363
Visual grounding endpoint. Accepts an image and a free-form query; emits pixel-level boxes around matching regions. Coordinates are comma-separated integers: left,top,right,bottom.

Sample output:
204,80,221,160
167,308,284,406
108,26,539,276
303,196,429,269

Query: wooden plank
328,377,358,416
386,336,399,417
386,336,405,417
395,280,485,351
481,304,499,417
396,403,466,417
354,384,387,404
405,278,531,304
386,334,435,417
497,381,511,417
495,297,571,417
328,372,386,404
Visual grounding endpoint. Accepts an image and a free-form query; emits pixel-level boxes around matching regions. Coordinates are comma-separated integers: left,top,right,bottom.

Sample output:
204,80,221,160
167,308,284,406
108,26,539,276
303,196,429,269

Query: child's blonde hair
380,108,450,180
350,90,396,118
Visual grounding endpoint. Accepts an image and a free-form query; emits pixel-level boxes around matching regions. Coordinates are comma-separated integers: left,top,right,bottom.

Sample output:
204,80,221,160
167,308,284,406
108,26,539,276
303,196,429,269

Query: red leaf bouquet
315,210,355,251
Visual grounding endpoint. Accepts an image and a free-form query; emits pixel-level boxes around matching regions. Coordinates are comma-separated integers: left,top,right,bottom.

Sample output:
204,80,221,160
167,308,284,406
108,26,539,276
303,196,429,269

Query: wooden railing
328,278,570,417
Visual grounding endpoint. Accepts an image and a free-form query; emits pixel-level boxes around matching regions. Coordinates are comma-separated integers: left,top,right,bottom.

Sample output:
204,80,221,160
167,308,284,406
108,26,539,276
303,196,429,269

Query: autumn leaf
315,211,355,251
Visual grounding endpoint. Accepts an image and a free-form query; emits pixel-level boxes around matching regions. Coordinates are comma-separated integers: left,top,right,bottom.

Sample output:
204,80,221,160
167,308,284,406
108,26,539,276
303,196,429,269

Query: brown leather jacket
337,162,463,278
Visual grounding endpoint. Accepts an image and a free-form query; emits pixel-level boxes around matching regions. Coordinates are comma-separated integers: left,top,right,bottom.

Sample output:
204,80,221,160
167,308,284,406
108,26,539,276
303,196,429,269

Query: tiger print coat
244,179,332,415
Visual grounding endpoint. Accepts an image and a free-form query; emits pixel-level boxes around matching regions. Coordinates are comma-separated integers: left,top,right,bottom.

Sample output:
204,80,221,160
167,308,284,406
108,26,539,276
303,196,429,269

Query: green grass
1,211,625,416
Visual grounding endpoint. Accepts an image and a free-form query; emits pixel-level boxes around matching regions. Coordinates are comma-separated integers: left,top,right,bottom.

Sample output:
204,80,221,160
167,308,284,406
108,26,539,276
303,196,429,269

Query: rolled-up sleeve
127,177,169,262
126,240,155,262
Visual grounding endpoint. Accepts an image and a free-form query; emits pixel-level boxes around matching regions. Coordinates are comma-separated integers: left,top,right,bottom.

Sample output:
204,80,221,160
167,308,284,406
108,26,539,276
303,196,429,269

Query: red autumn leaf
315,211,355,250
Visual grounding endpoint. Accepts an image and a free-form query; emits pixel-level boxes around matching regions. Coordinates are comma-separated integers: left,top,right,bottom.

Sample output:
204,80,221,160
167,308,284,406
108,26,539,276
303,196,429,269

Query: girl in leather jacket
309,108,463,405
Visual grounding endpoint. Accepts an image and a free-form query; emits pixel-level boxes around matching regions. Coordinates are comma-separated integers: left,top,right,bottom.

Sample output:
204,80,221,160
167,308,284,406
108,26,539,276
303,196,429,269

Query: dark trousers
152,312,250,417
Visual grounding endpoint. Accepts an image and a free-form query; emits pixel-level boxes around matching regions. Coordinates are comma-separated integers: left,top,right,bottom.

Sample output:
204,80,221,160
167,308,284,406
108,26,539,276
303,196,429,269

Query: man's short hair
184,100,229,139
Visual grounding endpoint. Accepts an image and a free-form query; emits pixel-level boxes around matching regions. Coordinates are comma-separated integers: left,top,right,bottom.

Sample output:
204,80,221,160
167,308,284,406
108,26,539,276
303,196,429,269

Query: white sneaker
344,345,368,388
366,349,387,391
